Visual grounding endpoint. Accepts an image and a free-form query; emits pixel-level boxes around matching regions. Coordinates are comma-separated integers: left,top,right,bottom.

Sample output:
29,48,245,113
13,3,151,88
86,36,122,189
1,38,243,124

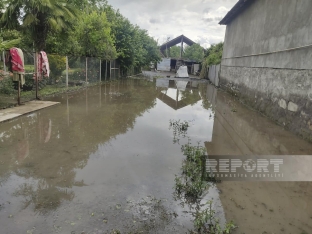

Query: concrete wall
208,65,220,86
220,0,312,141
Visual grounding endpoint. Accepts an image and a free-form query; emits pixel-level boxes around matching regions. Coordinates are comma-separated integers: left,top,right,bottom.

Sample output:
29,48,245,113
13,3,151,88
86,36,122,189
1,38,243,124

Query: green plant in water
169,119,190,144
193,200,236,234
170,119,236,234
174,141,208,203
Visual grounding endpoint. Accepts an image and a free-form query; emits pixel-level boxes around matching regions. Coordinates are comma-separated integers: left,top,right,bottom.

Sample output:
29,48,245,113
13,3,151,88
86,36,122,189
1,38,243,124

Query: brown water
0,77,311,234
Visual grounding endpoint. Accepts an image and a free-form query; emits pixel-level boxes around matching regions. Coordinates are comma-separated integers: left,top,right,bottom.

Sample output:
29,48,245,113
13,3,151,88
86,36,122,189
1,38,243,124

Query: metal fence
0,51,128,109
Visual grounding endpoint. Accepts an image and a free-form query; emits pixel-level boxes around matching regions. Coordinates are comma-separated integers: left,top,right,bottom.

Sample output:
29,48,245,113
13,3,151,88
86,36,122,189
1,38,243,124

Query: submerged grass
171,119,237,234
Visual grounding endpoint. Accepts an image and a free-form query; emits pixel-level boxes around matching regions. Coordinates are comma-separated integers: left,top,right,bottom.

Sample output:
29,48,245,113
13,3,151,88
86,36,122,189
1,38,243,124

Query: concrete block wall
220,0,312,141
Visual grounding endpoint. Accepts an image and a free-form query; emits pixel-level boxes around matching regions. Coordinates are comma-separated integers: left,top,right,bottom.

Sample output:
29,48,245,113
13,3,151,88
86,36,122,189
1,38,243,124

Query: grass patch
24,64,34,72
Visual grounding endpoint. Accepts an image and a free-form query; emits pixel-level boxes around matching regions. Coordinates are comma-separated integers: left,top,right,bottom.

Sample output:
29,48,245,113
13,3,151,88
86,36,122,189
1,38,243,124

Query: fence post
85,57,88,83
2,51,6,72
110,60,112,79
105,60,107,81
34,52,39,100
66,56,69,88
99,59,102,82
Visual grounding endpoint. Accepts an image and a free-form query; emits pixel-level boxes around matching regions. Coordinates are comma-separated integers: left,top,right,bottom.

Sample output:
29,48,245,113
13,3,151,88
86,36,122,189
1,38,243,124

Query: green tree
1,0,78,51
204,42,223,65
169,46,181,58
0,38,21,51
183,43,204,62
75,11,117,60
200,42,224,78
103,6,160,75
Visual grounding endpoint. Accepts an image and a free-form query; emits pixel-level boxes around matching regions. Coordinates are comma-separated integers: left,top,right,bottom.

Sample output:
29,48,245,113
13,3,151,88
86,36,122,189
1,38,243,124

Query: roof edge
219,0,256,25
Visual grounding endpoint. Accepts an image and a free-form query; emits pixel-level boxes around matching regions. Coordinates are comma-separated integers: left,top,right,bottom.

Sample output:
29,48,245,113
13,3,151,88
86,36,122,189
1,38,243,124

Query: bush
0,76,15,95
48,55,66,84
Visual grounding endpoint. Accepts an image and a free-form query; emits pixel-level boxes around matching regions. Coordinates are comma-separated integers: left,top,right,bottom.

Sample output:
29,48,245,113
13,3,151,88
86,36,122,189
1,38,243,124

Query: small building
157,35,201,75
219,0,312,140
157,57,200,75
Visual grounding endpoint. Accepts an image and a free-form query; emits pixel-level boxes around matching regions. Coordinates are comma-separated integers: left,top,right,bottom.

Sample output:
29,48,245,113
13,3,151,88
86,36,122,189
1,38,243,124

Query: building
157,35,201,74
219,0,312,140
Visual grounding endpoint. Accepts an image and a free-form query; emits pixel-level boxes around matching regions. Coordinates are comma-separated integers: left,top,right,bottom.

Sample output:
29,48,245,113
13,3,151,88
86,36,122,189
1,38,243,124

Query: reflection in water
1,77,310,233
0,78,213,233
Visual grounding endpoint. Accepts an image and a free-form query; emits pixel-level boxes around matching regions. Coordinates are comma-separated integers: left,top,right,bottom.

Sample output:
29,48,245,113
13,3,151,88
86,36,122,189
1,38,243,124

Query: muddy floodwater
0,77,312,234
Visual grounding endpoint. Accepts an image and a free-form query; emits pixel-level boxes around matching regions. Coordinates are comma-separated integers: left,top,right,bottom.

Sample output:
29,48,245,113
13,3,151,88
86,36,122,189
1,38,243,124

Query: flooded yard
0,77,312,233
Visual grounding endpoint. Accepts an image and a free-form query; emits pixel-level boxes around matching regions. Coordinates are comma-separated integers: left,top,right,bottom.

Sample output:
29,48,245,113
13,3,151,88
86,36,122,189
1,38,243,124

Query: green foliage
48,55,66,82
169,46,181,58
171,119,236,234
1,0,79,51
200,42,224,78
169,119,190,143
0,29,22,51
103,6,160,75
1,0,160,78
193,201,237,234
0,38,21,51
75,11,117,60
183,44,205,62
204,42,223,65
0,77,15,95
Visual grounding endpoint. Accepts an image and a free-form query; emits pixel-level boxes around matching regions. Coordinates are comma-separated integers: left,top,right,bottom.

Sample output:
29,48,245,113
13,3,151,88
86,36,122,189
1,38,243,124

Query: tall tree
1,0,78,51
75,11,117,59
183,44,204,62
204,42,223,65
169,46,181,58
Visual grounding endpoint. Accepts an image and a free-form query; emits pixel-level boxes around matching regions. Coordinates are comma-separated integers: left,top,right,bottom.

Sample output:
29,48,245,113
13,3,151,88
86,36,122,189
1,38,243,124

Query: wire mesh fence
0,51,140,109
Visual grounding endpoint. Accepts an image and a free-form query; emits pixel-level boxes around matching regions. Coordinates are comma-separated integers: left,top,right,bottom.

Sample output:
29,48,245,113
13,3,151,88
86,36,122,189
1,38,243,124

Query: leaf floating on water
116,204,121,209
91,213,94,216
70,222,75,226
103,219,108,223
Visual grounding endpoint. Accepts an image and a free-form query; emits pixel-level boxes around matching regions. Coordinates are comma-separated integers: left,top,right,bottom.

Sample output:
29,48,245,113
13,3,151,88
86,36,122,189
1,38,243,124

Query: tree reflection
0,79,158,214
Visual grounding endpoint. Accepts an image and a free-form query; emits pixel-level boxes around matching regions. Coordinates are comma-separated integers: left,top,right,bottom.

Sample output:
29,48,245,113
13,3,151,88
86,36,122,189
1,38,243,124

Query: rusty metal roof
219,0,256,25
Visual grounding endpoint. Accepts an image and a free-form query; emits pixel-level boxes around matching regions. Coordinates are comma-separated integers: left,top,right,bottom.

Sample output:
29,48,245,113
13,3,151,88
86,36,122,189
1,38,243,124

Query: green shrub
48,55,66,83
0,77,15,95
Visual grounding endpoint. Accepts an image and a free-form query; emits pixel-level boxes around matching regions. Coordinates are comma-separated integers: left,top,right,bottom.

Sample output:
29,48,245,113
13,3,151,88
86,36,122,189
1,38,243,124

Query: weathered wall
220,0,312,141
208,65,220,86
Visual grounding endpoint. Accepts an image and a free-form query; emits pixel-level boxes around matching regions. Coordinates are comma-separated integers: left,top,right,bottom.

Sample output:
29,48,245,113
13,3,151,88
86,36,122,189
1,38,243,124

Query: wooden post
34,52,39,100
67,94,70,126
17,79,21,105
66,56,69,88
99,85,101,107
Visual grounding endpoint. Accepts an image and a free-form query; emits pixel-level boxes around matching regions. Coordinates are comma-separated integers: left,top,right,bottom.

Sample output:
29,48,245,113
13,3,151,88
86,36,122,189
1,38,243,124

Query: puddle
0,77,311,233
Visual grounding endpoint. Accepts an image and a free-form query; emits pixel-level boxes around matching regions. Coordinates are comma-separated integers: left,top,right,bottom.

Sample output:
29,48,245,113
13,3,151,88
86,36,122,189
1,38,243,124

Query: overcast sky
107,0,237,48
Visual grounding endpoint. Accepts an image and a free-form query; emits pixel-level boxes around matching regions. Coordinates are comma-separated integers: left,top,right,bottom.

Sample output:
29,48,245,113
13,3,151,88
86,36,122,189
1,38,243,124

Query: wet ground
0,75,312,234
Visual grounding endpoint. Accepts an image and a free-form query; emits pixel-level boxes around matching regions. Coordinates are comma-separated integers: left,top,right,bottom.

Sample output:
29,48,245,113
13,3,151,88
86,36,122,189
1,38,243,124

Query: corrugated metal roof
219,0,256,25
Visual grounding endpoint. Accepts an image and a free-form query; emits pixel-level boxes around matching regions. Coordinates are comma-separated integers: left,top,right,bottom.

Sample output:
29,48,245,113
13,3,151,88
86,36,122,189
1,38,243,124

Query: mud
0,76,311,233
